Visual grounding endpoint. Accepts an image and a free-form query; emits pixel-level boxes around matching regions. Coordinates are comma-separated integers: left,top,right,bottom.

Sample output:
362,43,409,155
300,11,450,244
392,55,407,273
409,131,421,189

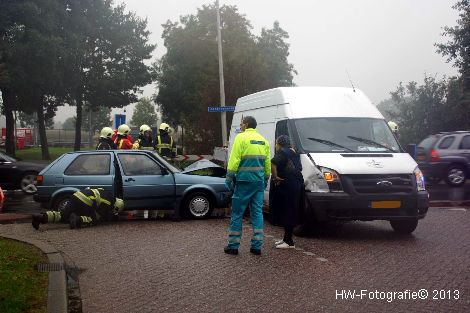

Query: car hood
181,159,225,174
308,152,418,174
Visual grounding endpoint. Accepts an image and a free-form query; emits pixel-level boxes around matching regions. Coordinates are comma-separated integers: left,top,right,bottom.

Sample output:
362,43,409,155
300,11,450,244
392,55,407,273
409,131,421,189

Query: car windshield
151,152,181,173
0,151,18,162
295,117,401,153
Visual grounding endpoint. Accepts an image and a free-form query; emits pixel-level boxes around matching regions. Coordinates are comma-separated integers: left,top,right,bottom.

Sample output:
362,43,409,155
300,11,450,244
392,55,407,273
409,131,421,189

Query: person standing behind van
224,116,271,255
270,135,304,249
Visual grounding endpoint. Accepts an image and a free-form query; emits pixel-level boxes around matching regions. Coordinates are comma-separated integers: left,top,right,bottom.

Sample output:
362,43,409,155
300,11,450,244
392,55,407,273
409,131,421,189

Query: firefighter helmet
139,124,151,134
159,123,170,132
117,124,130,135
100,127,114,139
388,121,398,133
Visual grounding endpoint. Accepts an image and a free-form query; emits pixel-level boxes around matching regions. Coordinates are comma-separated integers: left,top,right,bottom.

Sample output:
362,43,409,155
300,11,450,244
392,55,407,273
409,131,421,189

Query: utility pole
216,0,227,146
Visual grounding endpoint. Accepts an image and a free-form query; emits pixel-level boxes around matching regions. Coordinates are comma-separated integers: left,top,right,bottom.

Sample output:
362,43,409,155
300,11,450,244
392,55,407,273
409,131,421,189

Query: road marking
445,208,467,211
316,257,328,262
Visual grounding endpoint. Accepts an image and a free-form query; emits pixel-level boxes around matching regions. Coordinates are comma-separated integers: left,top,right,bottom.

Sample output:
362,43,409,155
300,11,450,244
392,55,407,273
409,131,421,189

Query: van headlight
304,166,344,193
414,167,426,191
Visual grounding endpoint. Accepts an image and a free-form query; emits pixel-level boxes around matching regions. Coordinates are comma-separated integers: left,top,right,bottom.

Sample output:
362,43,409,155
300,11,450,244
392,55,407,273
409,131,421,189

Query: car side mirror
161,167,169,175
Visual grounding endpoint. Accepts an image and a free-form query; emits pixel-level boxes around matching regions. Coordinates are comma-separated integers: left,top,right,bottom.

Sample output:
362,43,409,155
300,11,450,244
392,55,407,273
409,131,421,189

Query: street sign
208,106,235,112
114,114,126,129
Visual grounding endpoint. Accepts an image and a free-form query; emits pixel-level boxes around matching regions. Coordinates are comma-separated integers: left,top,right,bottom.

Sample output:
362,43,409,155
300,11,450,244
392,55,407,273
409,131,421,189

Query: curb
0,234,68,313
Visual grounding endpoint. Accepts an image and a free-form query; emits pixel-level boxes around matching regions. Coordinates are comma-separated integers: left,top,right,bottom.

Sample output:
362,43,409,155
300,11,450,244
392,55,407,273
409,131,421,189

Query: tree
62,117,75,130
17,111,54,129
63,1,155,151
155,4,296,152
81,103,112,132
130,97,158,127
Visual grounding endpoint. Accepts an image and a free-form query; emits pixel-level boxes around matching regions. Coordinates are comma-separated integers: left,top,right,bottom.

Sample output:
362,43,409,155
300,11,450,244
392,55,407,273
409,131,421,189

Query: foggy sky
56,0,459,123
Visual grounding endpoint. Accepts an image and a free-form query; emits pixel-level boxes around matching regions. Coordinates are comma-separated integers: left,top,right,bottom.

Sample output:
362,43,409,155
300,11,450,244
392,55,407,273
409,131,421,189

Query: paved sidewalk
0,208,469,313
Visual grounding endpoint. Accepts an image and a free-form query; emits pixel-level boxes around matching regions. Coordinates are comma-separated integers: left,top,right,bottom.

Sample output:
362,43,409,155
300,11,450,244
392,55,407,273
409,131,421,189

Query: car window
118,154,162,176
437,136,455,149
418,136,438,149
459,135,470,149
65,154,111,175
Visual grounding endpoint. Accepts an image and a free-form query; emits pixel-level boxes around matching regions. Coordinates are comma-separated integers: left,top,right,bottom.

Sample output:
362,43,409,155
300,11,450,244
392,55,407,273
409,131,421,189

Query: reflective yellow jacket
227,128,271,182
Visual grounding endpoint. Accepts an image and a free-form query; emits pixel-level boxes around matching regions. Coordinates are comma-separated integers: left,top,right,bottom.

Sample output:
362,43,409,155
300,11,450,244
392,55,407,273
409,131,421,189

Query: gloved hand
225,173,235,191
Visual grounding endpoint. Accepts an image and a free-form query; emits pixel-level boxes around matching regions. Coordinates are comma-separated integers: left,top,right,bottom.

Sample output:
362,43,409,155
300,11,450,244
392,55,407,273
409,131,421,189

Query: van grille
344,174,414,194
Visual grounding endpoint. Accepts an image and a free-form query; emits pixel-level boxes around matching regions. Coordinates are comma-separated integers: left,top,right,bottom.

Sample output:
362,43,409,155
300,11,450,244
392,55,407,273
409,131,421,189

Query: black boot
224,246,239,255
69,213,81,229
31,213,46,230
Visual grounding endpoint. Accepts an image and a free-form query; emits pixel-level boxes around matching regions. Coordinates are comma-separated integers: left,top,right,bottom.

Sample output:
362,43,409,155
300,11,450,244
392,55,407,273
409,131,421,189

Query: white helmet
100,127,113,139
117,124,130,135
139,124,151,134
159,122,170,132
388,121,398,133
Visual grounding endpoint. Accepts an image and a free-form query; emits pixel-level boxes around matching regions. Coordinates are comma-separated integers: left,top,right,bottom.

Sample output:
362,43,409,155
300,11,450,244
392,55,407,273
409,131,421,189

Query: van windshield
294,118,401,153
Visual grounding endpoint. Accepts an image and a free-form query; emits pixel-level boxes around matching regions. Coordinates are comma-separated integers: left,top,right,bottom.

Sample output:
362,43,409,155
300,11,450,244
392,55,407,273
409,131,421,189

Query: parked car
416,131,470,186
33,150,231,219
0,151,45,194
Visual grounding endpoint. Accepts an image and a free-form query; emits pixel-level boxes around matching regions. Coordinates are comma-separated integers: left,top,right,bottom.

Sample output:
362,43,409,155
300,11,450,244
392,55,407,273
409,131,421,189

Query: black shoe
250,248,261,255
31,213,43,230
69,213,81,229
224,246,239,255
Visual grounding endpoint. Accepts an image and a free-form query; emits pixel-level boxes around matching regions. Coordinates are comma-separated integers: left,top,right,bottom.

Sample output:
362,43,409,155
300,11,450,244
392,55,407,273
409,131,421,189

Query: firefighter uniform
155,123,176,158
96,127,117,150
133,124,154,150
31,188,124,230
225,123,271,254
114,124,133,150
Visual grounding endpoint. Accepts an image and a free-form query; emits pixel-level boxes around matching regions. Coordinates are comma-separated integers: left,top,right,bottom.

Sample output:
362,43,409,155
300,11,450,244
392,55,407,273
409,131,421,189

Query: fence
44,129,99,147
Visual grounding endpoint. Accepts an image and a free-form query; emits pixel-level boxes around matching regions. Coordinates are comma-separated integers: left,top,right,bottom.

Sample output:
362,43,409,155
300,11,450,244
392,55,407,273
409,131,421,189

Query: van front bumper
305,191,429,222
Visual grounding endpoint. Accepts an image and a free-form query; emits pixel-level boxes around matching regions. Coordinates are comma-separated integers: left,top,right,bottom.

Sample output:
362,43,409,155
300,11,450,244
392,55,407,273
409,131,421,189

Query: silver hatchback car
33,150,231,219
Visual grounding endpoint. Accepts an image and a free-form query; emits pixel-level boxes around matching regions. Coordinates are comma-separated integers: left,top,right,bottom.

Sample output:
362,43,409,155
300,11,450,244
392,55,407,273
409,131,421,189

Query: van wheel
53,195,73,221
184,192,213,219
445,165,466,187
390,220,418,235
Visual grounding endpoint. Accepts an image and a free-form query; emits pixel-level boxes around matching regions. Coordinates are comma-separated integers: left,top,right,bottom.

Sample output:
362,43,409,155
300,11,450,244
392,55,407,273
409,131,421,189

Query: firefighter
31,188,124,230
224,116,271,256
96,127,117,150
132,124,154,150
155,122,177,159
114,124,133,149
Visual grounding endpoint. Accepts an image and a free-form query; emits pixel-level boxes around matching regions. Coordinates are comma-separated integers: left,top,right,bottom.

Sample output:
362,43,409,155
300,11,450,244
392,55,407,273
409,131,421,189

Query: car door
116,152,175,209
458,135,470,168
62,153,115,196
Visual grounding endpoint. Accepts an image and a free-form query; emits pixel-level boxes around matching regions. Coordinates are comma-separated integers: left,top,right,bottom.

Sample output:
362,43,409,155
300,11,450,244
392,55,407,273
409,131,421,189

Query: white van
228,87,429,234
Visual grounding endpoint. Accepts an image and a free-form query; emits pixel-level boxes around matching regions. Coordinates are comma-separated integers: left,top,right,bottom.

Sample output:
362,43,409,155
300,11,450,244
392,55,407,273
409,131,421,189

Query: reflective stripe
80,216,93,224
238,166,264,172
73,192,93,206
252,235,263,240
46,211,62,223
241,155,267,160
228,237,241,243
90,189,102,207
229,231,242,236
253,229,263,234
101,198,111,205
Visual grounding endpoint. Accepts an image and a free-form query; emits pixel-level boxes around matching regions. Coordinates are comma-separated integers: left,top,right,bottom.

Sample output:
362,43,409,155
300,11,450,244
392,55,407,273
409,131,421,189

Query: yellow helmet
388,121,398,133
117,124,130,135
139,124,151,134
159,122,170,132
100,127,113,139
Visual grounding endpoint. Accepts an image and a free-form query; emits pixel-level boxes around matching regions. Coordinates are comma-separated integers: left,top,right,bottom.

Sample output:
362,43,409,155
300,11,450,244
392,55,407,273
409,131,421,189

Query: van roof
236,87,383,119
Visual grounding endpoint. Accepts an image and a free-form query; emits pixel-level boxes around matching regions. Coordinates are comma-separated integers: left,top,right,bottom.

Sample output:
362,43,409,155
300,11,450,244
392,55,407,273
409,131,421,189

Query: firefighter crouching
133,124,154,150
96,127,117,150
114,124,133,149
155,122,177,160
31,188,124,230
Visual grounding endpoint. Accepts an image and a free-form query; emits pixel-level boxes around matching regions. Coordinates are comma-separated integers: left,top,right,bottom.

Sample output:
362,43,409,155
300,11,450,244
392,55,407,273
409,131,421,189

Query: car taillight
430,150,440,162
36,175,43,186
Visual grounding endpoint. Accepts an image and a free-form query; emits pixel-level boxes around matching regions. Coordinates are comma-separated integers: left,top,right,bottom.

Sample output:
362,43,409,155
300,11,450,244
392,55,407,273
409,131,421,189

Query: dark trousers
283,225,294,245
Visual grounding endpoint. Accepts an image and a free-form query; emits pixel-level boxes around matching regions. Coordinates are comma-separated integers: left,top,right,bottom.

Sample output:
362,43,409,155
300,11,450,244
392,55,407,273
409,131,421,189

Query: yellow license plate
371,200,401,209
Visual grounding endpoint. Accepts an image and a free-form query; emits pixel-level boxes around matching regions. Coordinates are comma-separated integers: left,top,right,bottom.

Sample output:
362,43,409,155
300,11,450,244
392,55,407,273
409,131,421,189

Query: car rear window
459,135,470,149
417,136,437,149
437,136,455,149
65,154,111,175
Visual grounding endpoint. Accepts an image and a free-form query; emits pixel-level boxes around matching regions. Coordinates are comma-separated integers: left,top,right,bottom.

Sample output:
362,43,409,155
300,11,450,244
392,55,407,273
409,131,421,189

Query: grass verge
14,147,95,161
0,238,48,313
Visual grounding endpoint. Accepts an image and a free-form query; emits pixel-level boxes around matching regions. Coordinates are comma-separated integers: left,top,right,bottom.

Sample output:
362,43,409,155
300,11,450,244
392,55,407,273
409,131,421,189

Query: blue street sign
114,114,126,129
208,106,235,112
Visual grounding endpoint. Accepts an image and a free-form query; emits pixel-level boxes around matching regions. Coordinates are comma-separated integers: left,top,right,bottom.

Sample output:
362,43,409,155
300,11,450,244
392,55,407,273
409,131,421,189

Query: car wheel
445,165,466,187
185,192,213,219
390,219,418,235
53,195,73,221
20,172,38,194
